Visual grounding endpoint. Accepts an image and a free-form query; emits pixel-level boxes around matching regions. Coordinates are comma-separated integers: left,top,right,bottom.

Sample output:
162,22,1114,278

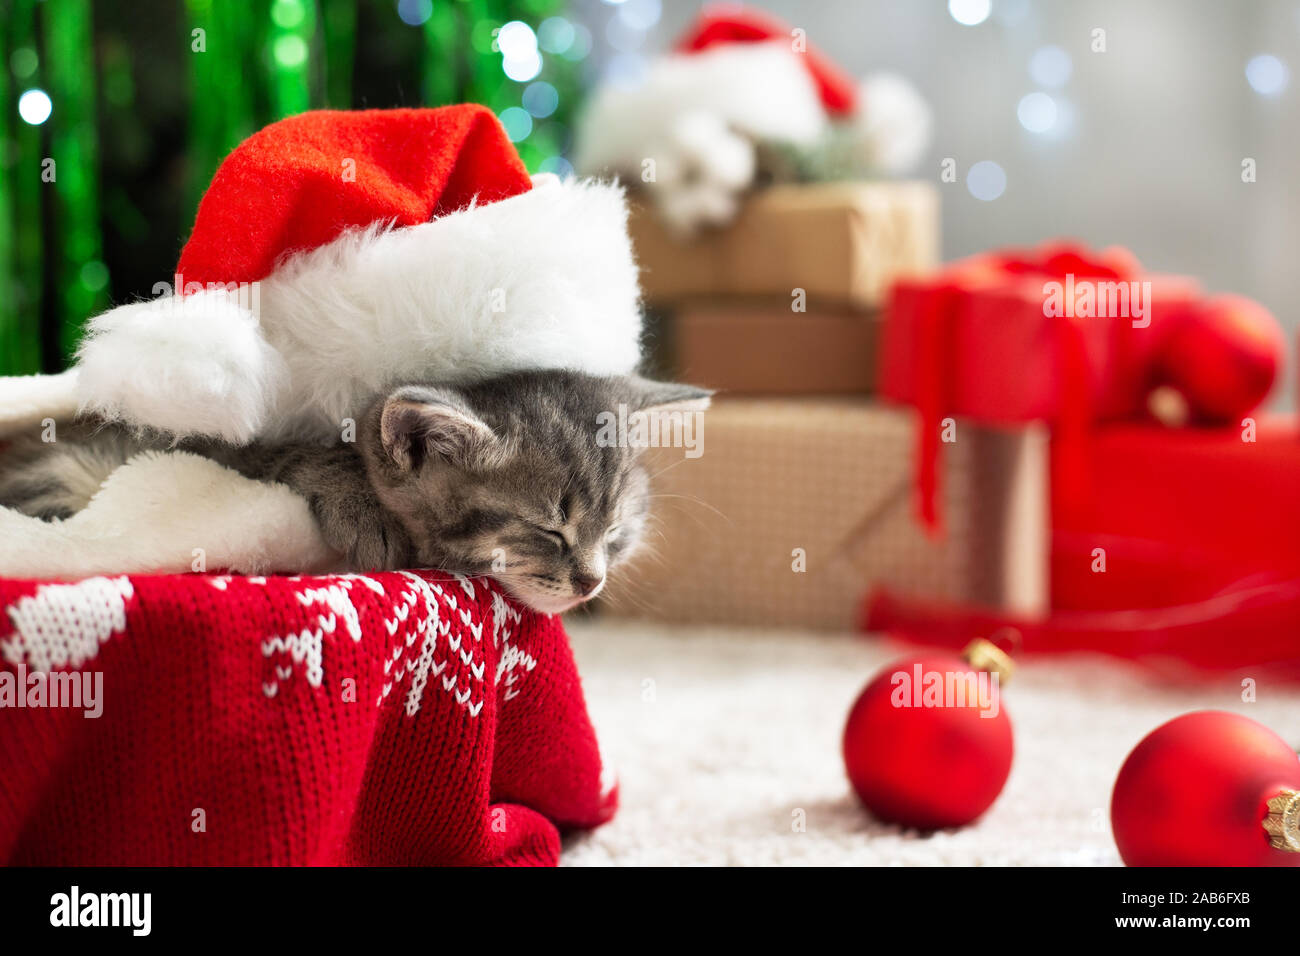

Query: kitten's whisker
645,455,693,484
645,492,732,525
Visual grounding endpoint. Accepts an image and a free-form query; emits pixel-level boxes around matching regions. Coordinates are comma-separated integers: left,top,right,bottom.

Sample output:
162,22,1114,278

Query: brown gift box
662,300,880,395
601,398,1048,631
629,181,939,309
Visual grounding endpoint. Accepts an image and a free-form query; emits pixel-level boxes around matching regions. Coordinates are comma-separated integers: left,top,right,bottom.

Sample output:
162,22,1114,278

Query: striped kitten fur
0,370,710,613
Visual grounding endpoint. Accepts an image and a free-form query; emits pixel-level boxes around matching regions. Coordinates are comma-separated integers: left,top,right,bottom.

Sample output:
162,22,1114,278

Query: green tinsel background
0,0,594,375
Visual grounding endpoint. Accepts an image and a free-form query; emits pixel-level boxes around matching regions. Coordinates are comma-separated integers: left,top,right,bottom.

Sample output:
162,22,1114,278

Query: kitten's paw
316,498,412,572
346,518,413,572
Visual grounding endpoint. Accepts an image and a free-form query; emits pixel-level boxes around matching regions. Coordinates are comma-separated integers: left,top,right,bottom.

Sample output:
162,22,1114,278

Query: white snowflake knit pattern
491,588,534,702
379,572,493,718
259,576,379,698
248,572,521,719
2,576,134,671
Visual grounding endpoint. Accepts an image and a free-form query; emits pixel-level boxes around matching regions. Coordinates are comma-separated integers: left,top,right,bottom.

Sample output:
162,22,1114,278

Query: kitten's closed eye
537,528,568,551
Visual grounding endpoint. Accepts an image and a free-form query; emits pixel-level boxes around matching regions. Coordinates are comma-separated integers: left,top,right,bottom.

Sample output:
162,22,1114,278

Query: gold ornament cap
962,638,1014,685
1263,788,1300,853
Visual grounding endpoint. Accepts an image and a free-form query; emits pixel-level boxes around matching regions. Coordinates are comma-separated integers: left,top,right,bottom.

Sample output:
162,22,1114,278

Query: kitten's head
361,370,711,613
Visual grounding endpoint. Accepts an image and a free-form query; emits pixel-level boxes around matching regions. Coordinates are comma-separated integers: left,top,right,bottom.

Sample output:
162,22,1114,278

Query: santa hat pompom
853,72,932,175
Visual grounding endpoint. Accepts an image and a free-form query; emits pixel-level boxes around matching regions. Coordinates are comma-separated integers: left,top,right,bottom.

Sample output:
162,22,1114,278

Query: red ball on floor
1111,710,1300,867
843,652,1014,829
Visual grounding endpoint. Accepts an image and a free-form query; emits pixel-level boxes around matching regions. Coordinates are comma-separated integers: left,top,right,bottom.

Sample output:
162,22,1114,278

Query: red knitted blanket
0,570,614,865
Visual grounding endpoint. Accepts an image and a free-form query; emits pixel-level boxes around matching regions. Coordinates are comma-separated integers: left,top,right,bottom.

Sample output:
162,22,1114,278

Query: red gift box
879,242,1203,527
1052,415,1300,610
866,416,1300,677
869,241,1298,674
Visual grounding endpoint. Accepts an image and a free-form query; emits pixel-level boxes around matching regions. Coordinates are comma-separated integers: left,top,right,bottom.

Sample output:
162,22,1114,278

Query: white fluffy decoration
854,72,933,175
574,43,827,235
562,619,1300,866
73,176,643,443
0,449,337,581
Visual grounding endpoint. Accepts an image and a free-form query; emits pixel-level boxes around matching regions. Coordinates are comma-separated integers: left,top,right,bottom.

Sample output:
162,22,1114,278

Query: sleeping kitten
0,370,709,614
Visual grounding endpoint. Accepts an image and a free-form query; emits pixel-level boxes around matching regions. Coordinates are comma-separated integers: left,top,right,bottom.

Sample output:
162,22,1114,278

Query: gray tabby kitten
0,370,710,613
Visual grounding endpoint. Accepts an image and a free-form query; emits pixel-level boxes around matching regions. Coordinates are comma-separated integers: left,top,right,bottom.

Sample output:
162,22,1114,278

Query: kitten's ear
628,377,714,414
379,386,503,471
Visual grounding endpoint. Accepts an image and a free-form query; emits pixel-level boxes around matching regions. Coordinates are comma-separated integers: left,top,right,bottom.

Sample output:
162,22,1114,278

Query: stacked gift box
602,181,1054,630
610,190,1299,674
636,181,938,394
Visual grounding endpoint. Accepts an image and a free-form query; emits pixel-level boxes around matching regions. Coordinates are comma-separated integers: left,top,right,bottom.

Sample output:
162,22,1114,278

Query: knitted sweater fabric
0,570,615,865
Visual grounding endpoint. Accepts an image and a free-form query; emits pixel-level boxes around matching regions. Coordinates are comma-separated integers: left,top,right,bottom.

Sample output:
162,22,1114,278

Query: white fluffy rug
561,618,1300,866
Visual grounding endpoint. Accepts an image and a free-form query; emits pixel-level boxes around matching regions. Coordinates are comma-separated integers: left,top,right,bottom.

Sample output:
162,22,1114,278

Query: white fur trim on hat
0,450,337,580
76,291,286,444
0,370,80,438
73,176,643,443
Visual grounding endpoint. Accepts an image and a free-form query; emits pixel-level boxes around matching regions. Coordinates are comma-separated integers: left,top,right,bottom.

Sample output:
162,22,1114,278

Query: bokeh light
503,51,542,82
618,0,662,31
498,20,542,82
562,23,593,61
10,48,38,80
1245,54,1289,96
498,106,533,142
539,155,575,179
497,21,537,60
1017,92,1057,132
538,16,575,54
273,34,309,68
17,89,52,125
948,0,991,27
396,0,433,28
79,260,110,293
271,0,308,29
522,81,559,118
966,160,1006,201
1029,45,1072,88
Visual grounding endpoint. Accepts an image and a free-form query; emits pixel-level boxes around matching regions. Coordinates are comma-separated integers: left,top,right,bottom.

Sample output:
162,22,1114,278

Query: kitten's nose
572,573,605,598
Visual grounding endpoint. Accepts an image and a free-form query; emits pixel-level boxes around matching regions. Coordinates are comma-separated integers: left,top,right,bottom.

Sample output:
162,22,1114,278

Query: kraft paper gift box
662,299,881,395
628,181,939,309
600,398,1048,631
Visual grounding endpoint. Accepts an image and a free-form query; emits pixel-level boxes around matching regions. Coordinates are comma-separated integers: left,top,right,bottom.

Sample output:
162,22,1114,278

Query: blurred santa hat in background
574,5,932,234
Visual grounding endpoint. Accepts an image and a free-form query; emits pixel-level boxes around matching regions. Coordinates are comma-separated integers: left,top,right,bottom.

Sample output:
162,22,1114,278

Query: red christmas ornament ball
842,652,1013,829
1111,711,1300,867
1161,295,1283,424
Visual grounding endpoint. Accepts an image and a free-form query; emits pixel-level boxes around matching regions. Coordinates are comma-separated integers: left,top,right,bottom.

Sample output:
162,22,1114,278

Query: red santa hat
72,105,643,443
674,6,859,117
574,6,931,234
